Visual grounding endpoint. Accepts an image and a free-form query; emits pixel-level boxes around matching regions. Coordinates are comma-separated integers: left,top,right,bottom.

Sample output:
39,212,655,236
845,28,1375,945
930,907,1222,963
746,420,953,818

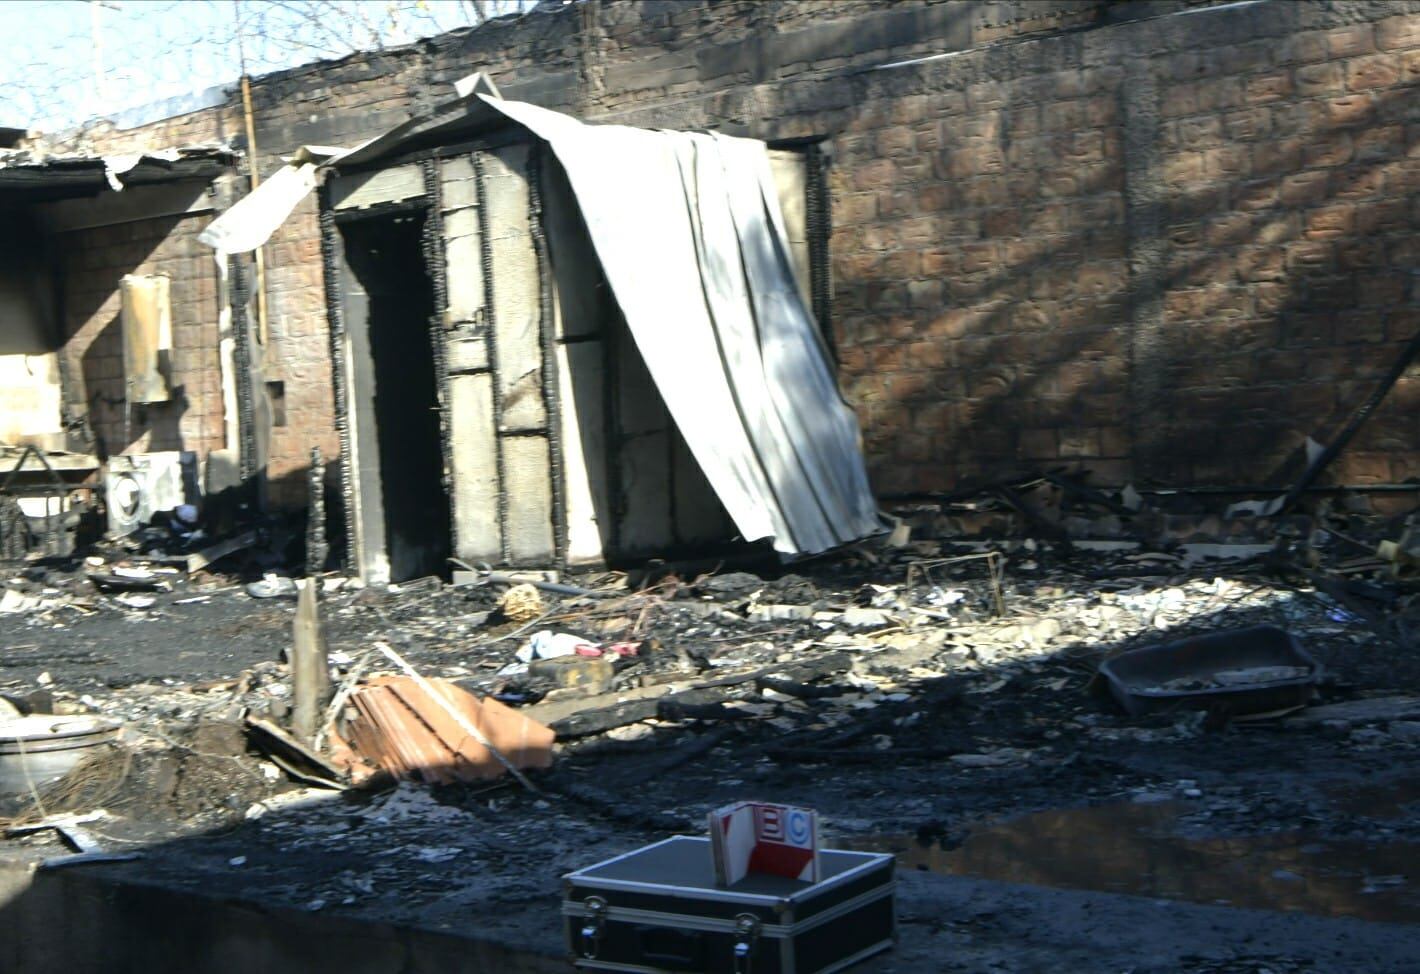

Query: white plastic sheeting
197,146,342,255
197,161,319,255
486,99,884,555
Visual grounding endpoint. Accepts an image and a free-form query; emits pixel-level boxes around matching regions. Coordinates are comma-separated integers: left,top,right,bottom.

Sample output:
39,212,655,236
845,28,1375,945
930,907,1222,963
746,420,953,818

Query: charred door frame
803,141,834,360
228,255,263,486
317,134,832,577
317,193,359,574
320,135,571,577
320,185,444,582
767,137,834,360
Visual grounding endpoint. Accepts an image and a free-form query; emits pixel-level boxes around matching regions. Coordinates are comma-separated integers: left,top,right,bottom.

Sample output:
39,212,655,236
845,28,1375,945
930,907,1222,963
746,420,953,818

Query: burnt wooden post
291,577,330,743
307,446,327,574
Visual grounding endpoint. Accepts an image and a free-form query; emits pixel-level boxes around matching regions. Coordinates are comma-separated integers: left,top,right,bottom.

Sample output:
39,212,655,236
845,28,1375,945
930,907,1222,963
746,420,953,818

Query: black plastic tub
1098,625,1321,717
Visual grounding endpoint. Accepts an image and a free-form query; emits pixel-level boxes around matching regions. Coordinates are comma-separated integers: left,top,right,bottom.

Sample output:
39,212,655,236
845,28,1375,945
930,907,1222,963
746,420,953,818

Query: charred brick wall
258,194,335,505
823,1,1420,494
44,0,1420,505
58,213,227,460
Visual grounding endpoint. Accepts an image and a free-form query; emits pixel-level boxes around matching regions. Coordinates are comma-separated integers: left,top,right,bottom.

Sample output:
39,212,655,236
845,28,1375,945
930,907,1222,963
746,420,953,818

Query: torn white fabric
198,161,320,254
101,154,141,191
485,98,884,555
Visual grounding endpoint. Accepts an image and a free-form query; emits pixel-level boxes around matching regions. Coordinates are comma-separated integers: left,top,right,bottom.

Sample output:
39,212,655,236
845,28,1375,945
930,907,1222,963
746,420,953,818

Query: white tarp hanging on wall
485,98,885,555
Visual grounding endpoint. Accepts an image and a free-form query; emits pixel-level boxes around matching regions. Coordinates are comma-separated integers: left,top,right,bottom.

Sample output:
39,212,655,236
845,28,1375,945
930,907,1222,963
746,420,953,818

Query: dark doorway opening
340,211,449,582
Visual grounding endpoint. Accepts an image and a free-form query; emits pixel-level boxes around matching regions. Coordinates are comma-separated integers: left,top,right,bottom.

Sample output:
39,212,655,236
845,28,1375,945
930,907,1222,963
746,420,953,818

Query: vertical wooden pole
291,578,330,742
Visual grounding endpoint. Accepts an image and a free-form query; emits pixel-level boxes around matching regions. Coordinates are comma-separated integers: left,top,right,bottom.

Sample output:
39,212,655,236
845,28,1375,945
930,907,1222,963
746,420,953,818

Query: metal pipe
1277,324,1420,514
239,74,268,346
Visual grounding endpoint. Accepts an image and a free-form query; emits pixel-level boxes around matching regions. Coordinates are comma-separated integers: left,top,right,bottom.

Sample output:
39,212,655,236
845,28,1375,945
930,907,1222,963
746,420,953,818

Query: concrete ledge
6,849,1420,973
0,855,566,974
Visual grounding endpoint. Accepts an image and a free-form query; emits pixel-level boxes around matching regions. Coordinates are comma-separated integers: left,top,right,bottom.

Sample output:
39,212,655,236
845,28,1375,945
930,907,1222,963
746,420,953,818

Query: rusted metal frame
0,445,62,494
907,551,1006,618
472,150,512,565
228,254,259,482
603,310,624,558
0,446,67,557
804,143,834,362
526,144,569,568
420,158,458,557
317,185,358,572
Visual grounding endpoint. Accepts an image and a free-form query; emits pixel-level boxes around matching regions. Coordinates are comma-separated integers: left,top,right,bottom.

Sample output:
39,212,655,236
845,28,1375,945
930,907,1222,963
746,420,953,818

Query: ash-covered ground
2,494,1419,971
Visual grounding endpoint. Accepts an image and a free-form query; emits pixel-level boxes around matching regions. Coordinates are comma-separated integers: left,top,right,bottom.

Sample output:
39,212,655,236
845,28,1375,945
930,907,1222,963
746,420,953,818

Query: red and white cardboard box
709,801,820,886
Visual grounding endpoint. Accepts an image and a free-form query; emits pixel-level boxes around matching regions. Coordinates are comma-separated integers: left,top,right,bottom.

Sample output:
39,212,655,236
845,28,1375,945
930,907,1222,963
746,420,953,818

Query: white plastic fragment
516,630,600,663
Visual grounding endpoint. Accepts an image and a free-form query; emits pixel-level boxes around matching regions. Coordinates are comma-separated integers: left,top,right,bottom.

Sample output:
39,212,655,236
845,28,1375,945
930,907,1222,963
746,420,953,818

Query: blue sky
0,1,526,133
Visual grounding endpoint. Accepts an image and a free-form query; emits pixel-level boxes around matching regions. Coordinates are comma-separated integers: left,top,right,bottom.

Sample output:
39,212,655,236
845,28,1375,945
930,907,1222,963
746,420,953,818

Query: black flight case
562,836,896,973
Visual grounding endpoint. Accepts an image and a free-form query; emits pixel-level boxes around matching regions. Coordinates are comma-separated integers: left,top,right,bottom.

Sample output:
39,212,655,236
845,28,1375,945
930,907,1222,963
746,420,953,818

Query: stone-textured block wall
260,193,338,506
58,213,227,459
40,0,1420,507
46,1,1128,506
1137,10,1420,489
827,0,1420,493
832,56,1133,491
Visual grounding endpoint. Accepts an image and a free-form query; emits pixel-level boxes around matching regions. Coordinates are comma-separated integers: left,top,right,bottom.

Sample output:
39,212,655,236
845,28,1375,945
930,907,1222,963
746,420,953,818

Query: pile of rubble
0,479,1415,878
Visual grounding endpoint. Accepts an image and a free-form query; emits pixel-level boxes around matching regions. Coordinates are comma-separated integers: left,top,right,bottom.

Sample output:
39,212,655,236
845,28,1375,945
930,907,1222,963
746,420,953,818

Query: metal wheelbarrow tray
1098,625,1321,718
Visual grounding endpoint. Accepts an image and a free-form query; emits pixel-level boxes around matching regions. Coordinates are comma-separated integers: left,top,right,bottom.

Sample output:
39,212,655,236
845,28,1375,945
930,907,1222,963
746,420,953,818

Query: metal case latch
579,896,608,959
732,913,762,974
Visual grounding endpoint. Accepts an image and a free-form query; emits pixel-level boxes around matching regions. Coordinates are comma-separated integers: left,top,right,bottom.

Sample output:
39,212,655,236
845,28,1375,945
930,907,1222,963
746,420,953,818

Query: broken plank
39,851,144,871
544,691,667,739
245,717,346,787
686,652,854,691
530,652,855,738
1284,696,1420,727
186,530,258,573
290,578,330,741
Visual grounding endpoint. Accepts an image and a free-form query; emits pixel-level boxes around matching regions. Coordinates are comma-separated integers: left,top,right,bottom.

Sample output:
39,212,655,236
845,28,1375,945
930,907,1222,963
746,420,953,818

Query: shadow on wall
59,212,213,460
831,29,1419,494
0,214,58,356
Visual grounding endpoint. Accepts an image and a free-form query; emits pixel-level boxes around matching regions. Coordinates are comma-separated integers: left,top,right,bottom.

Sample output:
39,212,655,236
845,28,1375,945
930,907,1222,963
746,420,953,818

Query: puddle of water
850,801,1420,923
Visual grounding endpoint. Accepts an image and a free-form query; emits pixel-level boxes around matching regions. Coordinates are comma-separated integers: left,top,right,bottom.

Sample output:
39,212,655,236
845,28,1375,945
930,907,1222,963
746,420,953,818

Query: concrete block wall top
330,164,425,210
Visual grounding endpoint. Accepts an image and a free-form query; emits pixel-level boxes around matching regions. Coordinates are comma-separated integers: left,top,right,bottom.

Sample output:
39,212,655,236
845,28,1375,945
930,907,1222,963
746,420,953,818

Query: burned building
206,80,883,582
0,0,1415,570
0,146,255,552
0,4,1418,971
